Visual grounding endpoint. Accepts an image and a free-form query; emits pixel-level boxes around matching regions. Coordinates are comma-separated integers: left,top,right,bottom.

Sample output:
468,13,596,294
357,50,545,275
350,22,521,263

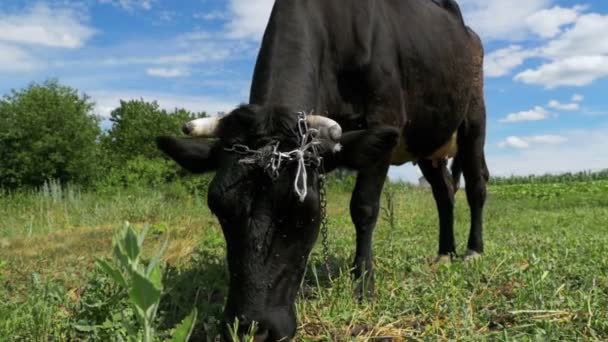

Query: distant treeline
0,80,207,191
490,169,608,185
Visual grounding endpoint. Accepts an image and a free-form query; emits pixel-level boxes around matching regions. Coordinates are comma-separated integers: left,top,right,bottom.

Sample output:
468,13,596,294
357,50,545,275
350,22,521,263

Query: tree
97,100,208,188
101,100,205,164
0,80,101,189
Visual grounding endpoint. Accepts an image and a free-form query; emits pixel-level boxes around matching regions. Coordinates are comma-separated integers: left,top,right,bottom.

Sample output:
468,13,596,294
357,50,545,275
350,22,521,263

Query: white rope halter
225,111,323,202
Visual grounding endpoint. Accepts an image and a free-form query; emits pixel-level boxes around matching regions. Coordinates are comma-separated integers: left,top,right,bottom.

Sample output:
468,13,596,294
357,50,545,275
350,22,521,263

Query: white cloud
499,106,550,123
547,100,579,111
225,0,274,40
90,91,235,118
477,5,608,87
489,129,607,176
98,0,154,11
194,11,227,21
158,11,176,22
0,42,41,72
90,32,246,69
460,0,552,41
527,135,568,144
146,68,189,78
498,136,531,149
525,6,584,39
498,134,567,149
100,49,232,67
541,13,608,59
485,45,537,77
513,12,608,87
176,30,213,42
515,55,608,88
0,3,94,49
572,94,584,102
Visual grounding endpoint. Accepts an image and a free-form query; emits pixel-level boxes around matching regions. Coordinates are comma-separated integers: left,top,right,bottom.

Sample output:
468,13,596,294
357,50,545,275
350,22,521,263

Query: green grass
1,179,607,341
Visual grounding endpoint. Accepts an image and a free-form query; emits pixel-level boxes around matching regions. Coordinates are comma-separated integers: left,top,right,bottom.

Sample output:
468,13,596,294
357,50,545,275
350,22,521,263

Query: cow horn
306,115,342,141
182,117,222,137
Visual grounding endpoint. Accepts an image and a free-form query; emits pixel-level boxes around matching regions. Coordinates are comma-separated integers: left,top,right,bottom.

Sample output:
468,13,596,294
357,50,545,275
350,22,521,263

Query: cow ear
156,136,219,173
327,127,399,170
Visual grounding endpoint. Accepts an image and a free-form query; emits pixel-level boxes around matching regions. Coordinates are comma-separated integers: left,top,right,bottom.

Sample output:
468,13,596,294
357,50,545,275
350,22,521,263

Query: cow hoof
463,250,482,262
434,254,452,265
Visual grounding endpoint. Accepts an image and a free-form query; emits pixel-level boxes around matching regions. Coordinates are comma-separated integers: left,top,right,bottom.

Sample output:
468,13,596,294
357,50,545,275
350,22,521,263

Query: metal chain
318,171,332,278
300,110,331,275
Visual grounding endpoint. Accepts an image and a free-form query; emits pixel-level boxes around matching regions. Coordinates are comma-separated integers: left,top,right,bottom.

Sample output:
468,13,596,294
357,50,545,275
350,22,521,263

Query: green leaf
128,270,161,312
116,332,126,342
146,236,168,277
124,225,141,262
148,264,163,292
170,308,198,342
113,243,131,272
138,225,150,249
96,258,128,288
132,305,146,323
73,324,98,332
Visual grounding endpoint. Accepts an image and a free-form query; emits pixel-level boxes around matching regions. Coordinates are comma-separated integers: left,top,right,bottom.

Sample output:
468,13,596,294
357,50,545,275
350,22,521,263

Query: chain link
224,144,259,155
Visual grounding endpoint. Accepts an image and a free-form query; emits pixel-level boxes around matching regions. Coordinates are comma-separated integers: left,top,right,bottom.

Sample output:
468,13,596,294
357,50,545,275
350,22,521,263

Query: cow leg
418,159,456,262
350,160,390,300
461,113,489,261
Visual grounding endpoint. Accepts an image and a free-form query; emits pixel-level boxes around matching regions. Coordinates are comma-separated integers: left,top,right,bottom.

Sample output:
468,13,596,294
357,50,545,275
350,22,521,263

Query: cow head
156,105,398,341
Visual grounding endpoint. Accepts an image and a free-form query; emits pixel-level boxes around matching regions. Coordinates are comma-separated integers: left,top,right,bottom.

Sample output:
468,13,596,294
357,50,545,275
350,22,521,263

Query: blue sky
1,0,607,181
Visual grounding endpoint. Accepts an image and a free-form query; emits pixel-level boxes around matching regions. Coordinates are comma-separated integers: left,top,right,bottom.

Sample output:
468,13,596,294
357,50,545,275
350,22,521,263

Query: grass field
1,178,607,341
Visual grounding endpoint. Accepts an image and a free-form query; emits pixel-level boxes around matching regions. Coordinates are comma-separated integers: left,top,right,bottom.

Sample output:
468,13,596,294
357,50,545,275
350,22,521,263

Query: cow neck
249,3,320,112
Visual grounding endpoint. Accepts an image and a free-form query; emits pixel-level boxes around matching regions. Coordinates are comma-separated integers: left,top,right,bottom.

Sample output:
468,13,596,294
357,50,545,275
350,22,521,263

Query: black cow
157,0,488,340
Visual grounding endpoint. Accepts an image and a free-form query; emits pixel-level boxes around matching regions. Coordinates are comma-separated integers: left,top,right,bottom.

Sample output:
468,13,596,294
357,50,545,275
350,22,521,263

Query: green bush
0,80,101,189
96,157,179,191
94,99,209,192
100,100,205,166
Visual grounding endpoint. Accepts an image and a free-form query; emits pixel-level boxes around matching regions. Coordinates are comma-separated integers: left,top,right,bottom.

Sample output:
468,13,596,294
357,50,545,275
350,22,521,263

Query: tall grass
0,181,211,239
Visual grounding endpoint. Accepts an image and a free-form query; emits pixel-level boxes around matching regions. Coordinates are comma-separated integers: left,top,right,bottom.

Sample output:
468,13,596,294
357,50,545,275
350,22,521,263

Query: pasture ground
1,179,607,341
